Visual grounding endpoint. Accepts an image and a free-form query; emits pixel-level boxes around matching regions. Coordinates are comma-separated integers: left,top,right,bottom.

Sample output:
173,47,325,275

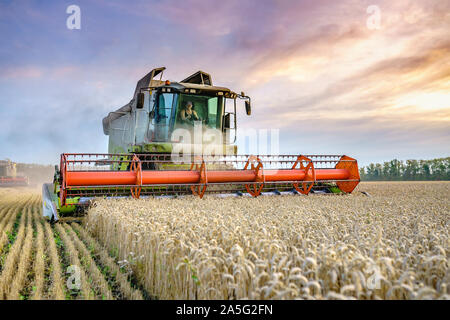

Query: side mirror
136,92,145,109
224,113,231,129
245,100,251,116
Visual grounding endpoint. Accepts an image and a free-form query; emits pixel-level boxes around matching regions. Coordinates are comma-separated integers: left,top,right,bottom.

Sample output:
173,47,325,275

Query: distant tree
359,167,366,180
389,159,403,180
382,161,390,179
445,158,450,180
430,158,446,180
375,163,383,180
420,160,431,180
404,159,419,180
366,163,376,179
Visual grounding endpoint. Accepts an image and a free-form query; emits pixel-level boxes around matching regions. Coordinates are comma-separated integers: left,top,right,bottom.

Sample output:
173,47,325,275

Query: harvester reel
51,153,360,218
292,155,316,195
190,157,207,199
244,156,265,197
130,155,142,199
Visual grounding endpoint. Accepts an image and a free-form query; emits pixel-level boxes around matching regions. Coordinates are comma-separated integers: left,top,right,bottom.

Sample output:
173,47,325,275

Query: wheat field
0,182,448,300
85,182,449,300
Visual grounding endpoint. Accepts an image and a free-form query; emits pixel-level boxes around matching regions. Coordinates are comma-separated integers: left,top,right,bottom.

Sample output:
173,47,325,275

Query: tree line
359,157,450,181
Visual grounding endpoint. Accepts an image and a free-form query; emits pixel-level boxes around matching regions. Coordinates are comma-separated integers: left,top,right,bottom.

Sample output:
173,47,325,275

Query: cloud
0,0,449,166
0,65,84,80
1,66,43,79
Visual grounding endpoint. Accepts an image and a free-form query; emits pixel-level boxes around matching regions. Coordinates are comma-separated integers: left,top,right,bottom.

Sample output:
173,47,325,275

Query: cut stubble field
0,188,145,300
0,182,448,300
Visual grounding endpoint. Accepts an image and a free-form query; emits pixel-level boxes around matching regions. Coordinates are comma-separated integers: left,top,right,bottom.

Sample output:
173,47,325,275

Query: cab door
154,92,178,141
134,90,154,145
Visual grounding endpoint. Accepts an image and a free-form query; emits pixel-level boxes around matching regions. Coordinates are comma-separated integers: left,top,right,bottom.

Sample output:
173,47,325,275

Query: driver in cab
180,101,201,125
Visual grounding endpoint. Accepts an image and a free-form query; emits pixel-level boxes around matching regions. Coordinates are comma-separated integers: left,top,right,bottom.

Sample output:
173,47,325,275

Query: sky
0,0,449,166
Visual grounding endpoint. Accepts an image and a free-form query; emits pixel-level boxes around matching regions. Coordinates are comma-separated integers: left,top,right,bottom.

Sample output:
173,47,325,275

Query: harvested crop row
7,203,35,300
71,222,144,300
0,194,33,252
44,220,65,299
0,205,29,298
54,223,94,299
63,223,114,300
0,207,19,252
0,202,15,226
31,206,46,300
0,193,25,214
86,182,450,300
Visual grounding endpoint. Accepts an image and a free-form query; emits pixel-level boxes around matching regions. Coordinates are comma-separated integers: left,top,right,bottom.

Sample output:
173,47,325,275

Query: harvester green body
42,67,360,221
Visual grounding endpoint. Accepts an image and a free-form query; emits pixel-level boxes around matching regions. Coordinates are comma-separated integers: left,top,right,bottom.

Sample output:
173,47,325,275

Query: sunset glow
0,0,449,165
394,92,450,111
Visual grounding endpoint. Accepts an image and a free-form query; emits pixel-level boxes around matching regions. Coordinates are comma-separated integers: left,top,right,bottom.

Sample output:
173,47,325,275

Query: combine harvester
42,67,360,221
0,159,29,187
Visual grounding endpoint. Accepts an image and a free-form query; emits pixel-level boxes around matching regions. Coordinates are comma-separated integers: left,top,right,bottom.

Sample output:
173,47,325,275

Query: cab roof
162,81,232,94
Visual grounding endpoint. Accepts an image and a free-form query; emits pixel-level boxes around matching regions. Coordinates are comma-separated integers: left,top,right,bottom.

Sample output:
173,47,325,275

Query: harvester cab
42,67,360,222
102,67,251,158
